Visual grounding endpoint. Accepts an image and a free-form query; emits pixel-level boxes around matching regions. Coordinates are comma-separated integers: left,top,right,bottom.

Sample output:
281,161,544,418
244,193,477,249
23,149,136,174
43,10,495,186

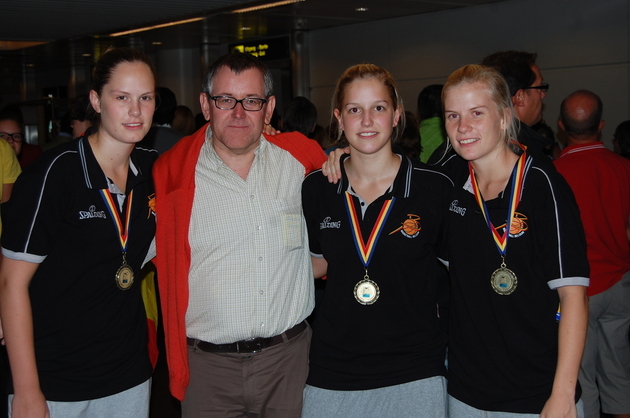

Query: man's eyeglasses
210,96,268,111
523,83,549,93
0,132,23,143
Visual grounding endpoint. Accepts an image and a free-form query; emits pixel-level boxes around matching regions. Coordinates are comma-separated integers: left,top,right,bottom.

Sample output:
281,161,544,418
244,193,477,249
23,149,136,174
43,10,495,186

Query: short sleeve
1,138,21,185
1,153,71,263
529,164,590,289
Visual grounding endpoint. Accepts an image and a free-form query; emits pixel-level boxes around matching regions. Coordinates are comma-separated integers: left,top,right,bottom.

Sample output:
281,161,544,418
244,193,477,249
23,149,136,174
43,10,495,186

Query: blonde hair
443,64,520,153
331,64,405,144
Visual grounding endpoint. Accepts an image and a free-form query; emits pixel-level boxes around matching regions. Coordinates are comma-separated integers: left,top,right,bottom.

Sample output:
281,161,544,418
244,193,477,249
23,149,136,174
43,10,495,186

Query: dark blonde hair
331,64,405,143
89,47,157,129
443,64,519,152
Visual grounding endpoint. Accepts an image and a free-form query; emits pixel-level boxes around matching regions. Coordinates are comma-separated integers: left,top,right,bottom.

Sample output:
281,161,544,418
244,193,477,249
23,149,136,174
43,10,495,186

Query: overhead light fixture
355,7,368,12
152,41,163,45
110,17,204,37
233,0,305,14
82,53,91,57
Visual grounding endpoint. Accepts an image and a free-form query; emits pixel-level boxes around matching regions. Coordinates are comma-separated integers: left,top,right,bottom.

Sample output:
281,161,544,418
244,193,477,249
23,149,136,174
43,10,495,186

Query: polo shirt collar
336,153,413,199
559,141,605,158
203,126,268,168
77,136,146,192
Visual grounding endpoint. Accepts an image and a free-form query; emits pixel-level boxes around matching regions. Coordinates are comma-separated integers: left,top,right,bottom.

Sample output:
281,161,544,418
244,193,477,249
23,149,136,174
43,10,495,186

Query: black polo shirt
443,152,588,413
302,154,453,390
2,137,157,401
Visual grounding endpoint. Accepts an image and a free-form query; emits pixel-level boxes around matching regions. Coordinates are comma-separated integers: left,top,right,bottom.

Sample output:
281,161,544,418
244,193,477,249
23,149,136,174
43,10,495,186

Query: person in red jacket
153,52,326,418
555,90,630,418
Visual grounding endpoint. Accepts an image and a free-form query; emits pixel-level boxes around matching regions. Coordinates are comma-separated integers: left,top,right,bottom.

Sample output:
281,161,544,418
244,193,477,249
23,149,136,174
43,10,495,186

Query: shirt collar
559,141,606,158
77,136,145,192
337,153,413,199
203,126,267,167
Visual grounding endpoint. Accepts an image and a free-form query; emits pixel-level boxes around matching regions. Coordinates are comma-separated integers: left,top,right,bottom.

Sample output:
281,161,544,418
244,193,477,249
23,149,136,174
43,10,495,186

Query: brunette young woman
442,64,588,418
301,64,452,417
0,47,158,418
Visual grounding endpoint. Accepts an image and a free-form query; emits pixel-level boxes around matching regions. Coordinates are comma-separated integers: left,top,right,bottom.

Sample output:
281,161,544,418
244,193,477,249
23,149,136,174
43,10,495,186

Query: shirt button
259,290,264,295
257,225,262,230
258,256,263,261
361,202,365,206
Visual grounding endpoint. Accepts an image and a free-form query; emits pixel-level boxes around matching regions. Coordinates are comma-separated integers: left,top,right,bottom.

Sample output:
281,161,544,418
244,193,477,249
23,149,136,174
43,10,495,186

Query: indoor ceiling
0,0,508,94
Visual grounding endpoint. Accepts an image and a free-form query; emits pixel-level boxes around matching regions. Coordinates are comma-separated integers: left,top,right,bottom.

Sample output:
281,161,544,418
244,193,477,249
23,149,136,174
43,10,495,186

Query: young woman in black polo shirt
301,64,452,417
0,47,158,418
442,64,589,417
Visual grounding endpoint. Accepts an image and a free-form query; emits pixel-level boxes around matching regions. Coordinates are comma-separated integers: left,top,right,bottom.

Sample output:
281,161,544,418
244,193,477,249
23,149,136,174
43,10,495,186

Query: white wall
309,0,629,149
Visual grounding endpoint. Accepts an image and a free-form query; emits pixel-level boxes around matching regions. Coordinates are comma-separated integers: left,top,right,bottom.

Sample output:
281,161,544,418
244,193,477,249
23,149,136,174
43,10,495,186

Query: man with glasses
152,53,326,417
482,50,553,152
0,109,42,169
0,113,22,206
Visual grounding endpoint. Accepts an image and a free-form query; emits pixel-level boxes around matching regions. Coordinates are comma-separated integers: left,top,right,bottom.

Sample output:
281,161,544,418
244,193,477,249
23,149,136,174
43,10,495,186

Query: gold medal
354,276,380,305
100,189,135,291
116,263,134,290
491,264,517,295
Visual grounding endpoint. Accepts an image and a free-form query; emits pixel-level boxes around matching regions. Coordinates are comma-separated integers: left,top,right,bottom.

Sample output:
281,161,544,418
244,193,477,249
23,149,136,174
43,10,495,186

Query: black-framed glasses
523,83,549,93
210,96,268,111
0,132,23,143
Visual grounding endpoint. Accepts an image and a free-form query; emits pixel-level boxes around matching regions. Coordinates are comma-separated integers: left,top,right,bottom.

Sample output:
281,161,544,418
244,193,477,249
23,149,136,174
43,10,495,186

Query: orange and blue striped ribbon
99,189,134,252
344,192,395,267
468,151,526,256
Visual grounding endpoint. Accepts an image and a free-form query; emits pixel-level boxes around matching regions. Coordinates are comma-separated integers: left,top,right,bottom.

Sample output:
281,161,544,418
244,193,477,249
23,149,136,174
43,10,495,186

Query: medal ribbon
344,192,395,267
468,151,526,256
99,189,134,252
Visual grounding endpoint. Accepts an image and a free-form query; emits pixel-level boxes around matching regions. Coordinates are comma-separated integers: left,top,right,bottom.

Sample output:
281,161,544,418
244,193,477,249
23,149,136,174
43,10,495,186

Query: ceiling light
241,27,251,30
355,7,368,12
110,17,204,37
152,42,163,45
82,53,91,57
233,0,305,14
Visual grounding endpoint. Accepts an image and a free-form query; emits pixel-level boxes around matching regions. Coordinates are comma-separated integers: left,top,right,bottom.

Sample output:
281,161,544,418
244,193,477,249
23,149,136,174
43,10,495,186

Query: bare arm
2,183,14,203
0,258,50,418
540,285,588,418
311,256,328,279
321,147,349,184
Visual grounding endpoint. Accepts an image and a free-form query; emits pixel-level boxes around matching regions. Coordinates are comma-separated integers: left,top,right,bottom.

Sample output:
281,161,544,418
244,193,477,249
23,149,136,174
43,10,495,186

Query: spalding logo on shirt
78,205,106,220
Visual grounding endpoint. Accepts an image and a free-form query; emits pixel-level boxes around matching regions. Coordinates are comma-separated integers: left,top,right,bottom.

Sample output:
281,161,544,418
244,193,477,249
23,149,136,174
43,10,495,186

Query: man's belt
187,320,307,354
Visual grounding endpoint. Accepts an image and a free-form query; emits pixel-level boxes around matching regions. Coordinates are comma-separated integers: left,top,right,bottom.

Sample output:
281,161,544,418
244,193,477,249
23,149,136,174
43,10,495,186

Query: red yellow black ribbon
468,151,526,256
99,189,133,252
344,192,395,267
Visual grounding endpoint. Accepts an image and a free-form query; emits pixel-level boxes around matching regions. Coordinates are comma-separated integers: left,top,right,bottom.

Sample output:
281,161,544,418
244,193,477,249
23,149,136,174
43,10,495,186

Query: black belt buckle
237,337,272,353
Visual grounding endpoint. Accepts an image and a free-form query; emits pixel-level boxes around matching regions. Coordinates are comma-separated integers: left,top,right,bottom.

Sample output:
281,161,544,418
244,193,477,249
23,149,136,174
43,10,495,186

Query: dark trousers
182,325,311,418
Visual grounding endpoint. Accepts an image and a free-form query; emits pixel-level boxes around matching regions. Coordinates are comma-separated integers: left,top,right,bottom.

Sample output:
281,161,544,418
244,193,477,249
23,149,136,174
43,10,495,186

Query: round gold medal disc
116,264,135,290
491,267,517,295
354,278,380,305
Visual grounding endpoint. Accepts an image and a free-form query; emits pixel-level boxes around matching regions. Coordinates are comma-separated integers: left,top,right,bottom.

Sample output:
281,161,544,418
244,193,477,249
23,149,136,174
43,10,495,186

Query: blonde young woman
0,47,158,418
302,64,452,417
442,64,588,418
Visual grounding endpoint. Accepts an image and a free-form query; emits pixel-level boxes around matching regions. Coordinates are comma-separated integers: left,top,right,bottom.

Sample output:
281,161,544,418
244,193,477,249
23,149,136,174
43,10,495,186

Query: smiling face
444,81,509,165
89,61,156,146
334,78,400,157
200,66,275,157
